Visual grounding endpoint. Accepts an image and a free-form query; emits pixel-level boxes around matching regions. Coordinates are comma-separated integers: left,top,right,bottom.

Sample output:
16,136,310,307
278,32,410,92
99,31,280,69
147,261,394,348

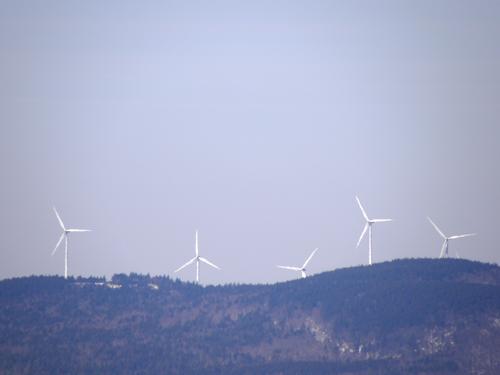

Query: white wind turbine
356,196,392,266
52,207,91,279
174,231,220,283
427,217,476,258
277,248,319,279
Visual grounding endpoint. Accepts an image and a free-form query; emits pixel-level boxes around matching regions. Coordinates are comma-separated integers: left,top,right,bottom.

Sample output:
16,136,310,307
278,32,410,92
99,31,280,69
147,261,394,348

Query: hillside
1,258,500,374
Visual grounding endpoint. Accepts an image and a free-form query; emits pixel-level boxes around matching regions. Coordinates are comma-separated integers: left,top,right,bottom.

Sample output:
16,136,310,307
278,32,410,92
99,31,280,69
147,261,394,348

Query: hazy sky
1,1,499,284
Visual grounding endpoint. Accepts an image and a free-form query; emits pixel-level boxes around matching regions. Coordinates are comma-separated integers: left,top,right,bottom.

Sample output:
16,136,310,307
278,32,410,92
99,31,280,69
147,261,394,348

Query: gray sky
1,0,499,284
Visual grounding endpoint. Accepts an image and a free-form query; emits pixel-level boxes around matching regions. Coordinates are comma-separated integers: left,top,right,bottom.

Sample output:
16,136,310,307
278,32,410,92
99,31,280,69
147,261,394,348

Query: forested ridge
1,258,500,374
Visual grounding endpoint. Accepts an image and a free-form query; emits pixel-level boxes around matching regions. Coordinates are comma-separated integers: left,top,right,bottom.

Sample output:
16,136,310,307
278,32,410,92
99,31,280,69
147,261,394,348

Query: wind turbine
52,207,91,279
427,217,476,258
277,248,319,279
174,231,220,283
356,196,392,266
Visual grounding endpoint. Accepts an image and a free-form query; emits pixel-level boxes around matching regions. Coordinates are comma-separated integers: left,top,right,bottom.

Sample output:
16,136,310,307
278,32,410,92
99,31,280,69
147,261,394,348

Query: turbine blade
302,248,319,268
174,257,196,273
52,233,65,255
439,240,447,258
428,217,446,239
371,219,392,223
199,256,220,270
53,207,65,231
67,229,92,232
449,233,476,240
357,223,369,248
301,270,306,278
277,266,301,271
356,196,369,221
195,230,199,256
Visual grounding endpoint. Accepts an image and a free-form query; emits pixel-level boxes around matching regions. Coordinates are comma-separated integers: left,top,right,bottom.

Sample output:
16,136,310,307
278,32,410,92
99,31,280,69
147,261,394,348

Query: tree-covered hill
1,258,500,375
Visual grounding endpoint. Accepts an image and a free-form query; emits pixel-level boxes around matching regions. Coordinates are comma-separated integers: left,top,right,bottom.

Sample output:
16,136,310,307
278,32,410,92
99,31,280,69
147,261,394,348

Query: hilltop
1,258,500,374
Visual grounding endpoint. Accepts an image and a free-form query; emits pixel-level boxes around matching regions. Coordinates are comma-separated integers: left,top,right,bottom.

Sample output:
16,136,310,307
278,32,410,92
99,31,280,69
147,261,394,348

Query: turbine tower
52,207,91,279
427,217,476,258
277,248,319,279
174,231,220,283
356,196,392,265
